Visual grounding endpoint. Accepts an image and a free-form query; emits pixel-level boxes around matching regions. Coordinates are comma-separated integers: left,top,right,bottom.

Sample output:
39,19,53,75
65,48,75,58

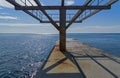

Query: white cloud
68,25,120,33
0,0,37,8
1,23,119,33
15,0,37,6
0,0,14,8
0,23,50,27
0,23,58,34
0,16,17,20
65,0,75,6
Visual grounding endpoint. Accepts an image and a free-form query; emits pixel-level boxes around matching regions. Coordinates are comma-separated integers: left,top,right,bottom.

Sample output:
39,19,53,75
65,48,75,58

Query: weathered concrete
34,38,120,78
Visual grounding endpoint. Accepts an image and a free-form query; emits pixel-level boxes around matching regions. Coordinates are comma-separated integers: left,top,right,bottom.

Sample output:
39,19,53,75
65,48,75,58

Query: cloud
68,25,120,33
0,0,37,8
65,0,75,6
0,23,50,27
0,0,14,8
0,23,58,34
0,16,17,20
15,0,37,6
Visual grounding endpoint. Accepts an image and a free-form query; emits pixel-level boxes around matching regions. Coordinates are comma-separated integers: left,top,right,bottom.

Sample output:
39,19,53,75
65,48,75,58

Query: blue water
67,33,120,57
0,33,57,78
0,33,120,78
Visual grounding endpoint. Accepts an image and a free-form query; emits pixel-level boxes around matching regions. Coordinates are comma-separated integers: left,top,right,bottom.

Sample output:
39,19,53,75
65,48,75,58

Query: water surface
0,33,120,78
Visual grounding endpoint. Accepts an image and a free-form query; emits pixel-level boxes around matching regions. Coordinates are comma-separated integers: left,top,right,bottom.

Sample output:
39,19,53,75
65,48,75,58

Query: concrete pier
34,38,120,78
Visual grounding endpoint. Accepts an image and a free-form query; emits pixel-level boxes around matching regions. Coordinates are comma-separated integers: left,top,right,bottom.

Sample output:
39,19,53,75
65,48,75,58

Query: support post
59,29,66,52
59,9,66,52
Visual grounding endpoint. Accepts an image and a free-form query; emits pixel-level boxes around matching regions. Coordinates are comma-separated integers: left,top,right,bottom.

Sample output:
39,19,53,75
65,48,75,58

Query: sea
0,33,120,78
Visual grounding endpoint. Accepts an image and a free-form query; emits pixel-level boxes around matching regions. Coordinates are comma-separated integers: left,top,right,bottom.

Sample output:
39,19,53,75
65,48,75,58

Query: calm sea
0,33,120,78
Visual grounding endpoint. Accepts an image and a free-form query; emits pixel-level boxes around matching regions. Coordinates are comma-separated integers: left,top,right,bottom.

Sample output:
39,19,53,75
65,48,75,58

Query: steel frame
6,0,118,51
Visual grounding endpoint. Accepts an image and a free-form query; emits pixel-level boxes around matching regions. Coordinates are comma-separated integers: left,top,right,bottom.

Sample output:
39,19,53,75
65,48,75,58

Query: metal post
59,29,66,51
59,9,66,52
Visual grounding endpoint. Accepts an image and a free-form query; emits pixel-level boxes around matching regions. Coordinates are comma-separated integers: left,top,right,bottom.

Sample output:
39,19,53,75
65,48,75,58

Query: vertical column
59,9,66,52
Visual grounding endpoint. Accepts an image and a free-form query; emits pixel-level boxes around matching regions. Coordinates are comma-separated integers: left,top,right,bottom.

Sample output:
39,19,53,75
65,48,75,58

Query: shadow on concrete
35,73,83,78
69,51,119,78
34,52,86,78
34,49,119,78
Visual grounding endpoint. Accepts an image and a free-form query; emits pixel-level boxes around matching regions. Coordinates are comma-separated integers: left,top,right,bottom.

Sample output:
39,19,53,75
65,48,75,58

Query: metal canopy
6,0,117,24
6,0,118,51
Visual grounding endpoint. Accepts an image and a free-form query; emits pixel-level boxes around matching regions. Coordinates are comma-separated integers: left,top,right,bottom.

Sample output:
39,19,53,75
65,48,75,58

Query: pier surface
34,38,120,78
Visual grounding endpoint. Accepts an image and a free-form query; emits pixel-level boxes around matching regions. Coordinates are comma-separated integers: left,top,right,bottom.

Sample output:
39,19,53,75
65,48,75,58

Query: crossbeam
66,0,92,29
41,21,82,23
15,6,111,10
6,0,42,22
6,0,118,52
78,0,118,23
34,0,60,30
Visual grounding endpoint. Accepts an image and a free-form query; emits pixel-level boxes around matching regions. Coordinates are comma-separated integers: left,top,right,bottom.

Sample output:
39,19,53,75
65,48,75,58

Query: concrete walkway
34,38,120,78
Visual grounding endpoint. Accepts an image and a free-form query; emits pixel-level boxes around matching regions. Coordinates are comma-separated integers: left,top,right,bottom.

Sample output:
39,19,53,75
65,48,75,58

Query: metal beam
79,10,101,22
6,0,19,7
41,11,60,30
66,0,92,29
41,21,81,23
59,0,66,51
34,0,60,30
59,9,66,51
23,10,42,22
6,0,42,22
78,0,118,22
62,0,65,7
107,0,118,6
15,6,111,10
34,0,42,6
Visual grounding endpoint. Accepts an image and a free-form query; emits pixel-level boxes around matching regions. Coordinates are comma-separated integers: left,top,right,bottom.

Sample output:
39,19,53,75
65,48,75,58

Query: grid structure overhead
6,0,117,24
6,0,118,51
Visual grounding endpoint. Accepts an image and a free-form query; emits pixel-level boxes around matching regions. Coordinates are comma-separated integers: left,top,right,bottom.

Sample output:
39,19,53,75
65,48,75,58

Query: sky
0,0,120,34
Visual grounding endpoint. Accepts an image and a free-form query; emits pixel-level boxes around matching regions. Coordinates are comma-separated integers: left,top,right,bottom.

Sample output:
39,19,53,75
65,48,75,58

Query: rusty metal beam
6,0,42,22
23,10,42,22
59,9,66,51
78,0,118,22
34,0,42,6
15,6,111,10
34,0,60,30
107,0,118,6
79,10,101,22
41,21,81,23
66,0,92,29
6,0,19,7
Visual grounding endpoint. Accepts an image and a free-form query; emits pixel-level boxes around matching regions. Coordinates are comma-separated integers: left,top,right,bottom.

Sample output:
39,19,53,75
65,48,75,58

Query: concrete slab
34,38,120,78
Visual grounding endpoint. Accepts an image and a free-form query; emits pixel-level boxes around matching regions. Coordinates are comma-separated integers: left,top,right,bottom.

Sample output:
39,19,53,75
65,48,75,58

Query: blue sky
0,0,120,34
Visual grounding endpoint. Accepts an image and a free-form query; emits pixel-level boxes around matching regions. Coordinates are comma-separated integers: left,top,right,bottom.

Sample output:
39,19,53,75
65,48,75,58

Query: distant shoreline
0,33,120,35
